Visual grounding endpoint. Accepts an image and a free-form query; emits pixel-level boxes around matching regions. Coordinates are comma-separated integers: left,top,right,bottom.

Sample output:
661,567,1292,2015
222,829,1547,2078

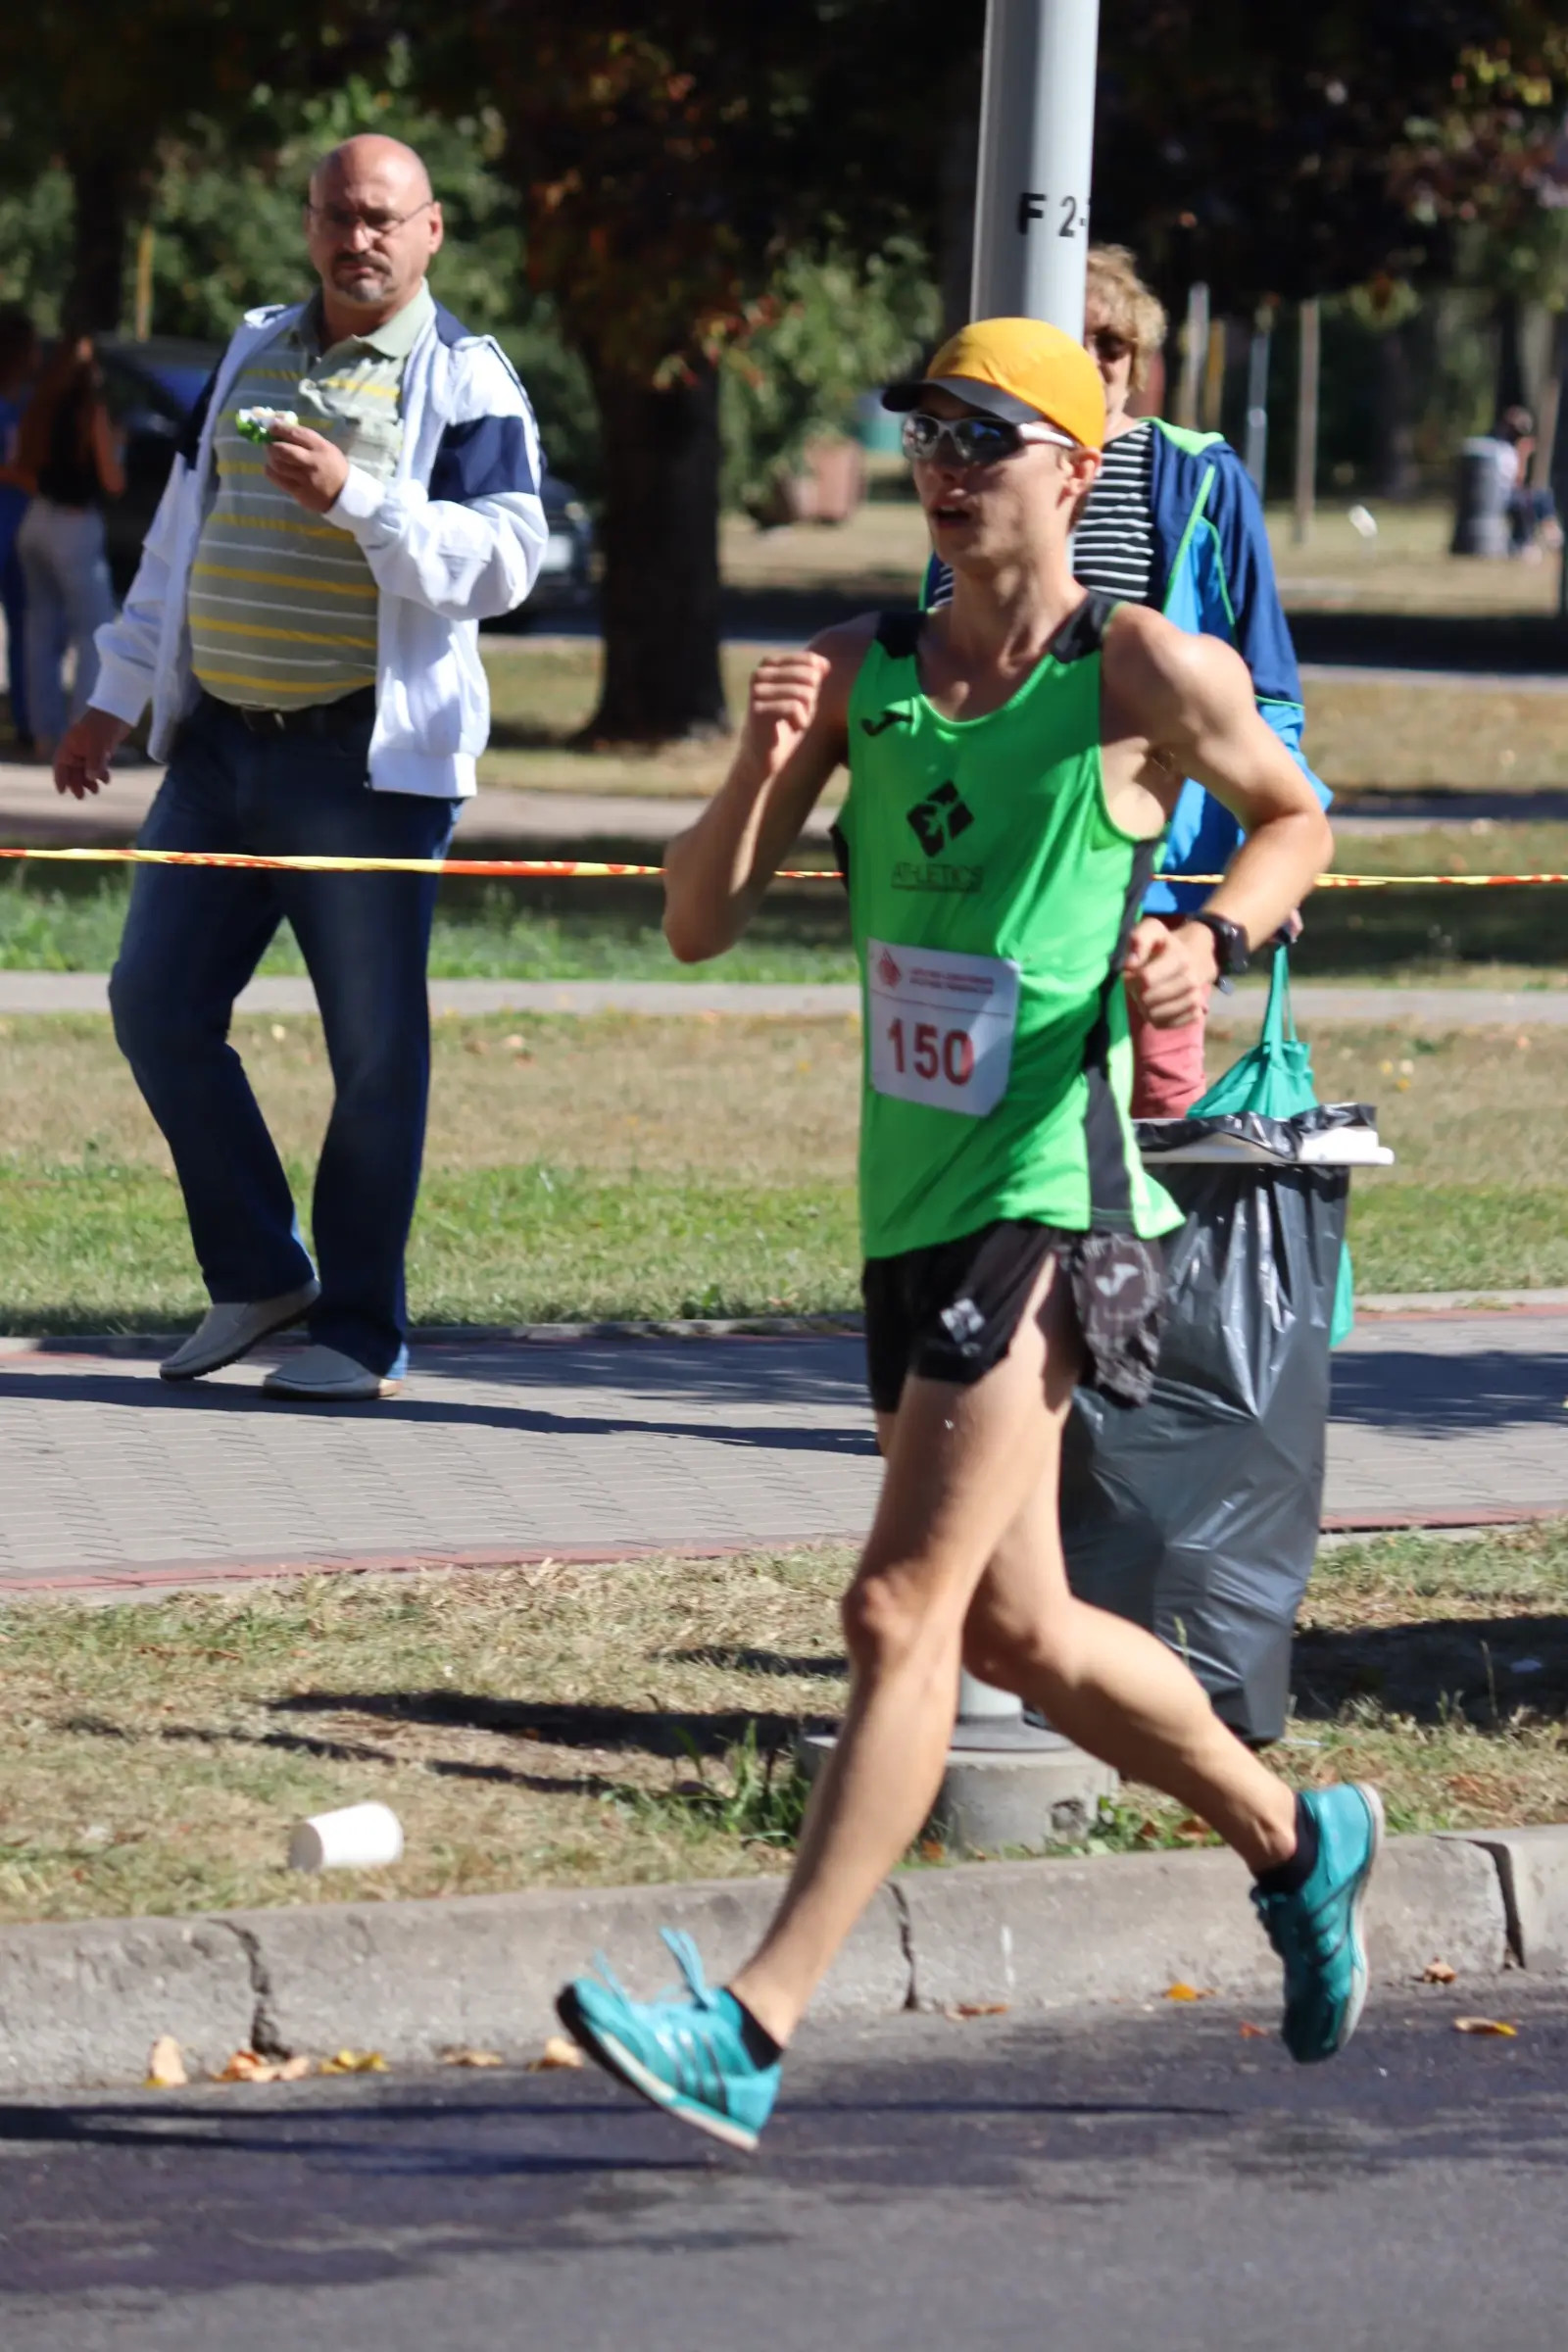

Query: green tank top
836,595,1181,1259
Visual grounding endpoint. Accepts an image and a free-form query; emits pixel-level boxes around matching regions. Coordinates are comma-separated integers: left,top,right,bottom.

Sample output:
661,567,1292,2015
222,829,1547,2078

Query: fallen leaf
1238,2022,1269,2039
944,2002,1009,2021
321,2049,390,2075
1454,2016,1517,2037
442,2047,505,2069
1422,1960,1458,1984
214,2048,280,2083
1163,1983,1214,2002
276,2055,314,2082
145,2034,187,2088
918,1838,946,1863
527,2034,584,2073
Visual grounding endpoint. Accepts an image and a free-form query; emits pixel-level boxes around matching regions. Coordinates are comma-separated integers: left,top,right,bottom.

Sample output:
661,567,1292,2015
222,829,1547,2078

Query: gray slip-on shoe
160,1280,321,1382
261,1344,401,1402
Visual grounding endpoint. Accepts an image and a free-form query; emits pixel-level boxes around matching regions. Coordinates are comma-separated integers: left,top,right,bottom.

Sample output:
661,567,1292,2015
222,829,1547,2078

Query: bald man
54,137,547,1400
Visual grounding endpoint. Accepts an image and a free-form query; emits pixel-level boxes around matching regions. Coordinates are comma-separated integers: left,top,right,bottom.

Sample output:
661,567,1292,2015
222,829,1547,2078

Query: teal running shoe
1252,1784,1385,2063
556,1928,781,2151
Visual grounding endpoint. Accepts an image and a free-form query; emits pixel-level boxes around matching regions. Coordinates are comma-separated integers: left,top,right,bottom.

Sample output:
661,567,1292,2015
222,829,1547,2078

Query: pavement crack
889,1882,918,2010
214,1919,286,2057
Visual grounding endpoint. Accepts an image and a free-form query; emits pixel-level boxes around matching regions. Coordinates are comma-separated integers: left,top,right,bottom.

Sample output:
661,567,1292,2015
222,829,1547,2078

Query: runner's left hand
265,425,351,514
1123,916,1214,1030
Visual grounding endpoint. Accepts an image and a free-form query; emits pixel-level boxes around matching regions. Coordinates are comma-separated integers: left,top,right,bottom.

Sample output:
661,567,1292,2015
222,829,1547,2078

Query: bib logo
876,948,903,989
906,780,974,857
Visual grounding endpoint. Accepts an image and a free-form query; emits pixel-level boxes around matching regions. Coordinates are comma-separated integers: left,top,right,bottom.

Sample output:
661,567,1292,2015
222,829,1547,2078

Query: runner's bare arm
1103,613,1333,1026
662,621,870,962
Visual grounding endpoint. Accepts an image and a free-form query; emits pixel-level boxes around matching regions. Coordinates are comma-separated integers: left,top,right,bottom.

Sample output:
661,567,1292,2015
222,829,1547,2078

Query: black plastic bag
1059,1109,1364,1746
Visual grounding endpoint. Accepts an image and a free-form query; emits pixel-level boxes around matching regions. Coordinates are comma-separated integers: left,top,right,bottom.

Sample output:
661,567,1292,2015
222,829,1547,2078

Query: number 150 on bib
866,939,1020,1120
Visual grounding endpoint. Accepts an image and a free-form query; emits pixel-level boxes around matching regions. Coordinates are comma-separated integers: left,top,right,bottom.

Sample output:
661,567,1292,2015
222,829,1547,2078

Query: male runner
556,318,1377,2150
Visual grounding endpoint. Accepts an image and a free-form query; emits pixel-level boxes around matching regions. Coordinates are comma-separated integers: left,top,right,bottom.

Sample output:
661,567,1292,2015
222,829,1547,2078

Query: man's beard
333,260,392,305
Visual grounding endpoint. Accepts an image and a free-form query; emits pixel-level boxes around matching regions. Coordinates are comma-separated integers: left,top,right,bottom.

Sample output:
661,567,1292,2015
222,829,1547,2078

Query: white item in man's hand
234,406,301,444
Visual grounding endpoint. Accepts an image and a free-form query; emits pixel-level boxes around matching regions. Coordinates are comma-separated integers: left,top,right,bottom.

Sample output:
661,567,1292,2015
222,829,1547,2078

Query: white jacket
92,296,548,798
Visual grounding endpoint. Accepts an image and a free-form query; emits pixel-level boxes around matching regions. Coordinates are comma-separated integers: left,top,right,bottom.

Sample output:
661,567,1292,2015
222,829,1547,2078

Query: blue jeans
15,500,115,747
110,695,457,1375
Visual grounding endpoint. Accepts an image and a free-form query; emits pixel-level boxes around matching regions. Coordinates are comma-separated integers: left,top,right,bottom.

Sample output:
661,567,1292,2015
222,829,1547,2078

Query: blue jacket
923,419,1328,912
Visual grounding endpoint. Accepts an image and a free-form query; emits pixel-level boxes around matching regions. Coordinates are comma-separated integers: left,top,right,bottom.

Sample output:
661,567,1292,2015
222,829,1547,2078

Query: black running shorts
861,1218,1166,1417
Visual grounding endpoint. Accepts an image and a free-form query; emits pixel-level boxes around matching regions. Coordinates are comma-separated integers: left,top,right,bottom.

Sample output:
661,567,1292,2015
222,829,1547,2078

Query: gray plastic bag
1059,1106,1365,1746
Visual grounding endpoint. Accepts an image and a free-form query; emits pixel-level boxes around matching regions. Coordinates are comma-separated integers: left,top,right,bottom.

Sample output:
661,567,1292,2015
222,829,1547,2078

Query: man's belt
208,686,377,738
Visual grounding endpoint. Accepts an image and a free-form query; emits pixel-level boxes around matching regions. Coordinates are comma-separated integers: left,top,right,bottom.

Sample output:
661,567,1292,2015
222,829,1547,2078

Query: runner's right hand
54,709,131,800
740,652,831,780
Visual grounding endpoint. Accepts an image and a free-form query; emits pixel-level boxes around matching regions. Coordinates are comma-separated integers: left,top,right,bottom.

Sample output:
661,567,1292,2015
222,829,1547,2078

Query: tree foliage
1096,2,1568,306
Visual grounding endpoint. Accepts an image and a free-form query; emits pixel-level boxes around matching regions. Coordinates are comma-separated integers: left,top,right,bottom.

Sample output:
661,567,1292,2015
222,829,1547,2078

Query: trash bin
1450,436,1511,559
1059,1104,1393,1746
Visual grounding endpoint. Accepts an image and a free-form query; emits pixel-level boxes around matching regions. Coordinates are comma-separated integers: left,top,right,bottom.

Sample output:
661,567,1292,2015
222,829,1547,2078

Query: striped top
1070,419,1156,607
188,284,433,709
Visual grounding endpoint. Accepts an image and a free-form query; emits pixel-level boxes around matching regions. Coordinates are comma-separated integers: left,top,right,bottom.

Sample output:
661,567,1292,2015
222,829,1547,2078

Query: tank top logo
906,780,974,858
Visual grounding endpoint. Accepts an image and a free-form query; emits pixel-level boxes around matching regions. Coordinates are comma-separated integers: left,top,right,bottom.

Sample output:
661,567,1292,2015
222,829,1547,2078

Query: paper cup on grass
289,1802,404,1874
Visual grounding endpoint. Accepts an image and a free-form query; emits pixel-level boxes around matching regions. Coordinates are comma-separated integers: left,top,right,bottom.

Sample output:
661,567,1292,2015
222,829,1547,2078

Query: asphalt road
3,1990,1567,2351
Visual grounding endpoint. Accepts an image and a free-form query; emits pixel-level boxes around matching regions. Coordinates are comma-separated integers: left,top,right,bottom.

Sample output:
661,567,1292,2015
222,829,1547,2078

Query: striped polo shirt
187,282,433,709
1070,417,1157,606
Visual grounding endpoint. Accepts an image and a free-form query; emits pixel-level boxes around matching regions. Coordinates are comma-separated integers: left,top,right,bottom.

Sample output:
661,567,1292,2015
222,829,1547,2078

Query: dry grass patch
0,1547,855,1924
1271,501,1559,617
0,1011,861,1184
2,1528,1565,1923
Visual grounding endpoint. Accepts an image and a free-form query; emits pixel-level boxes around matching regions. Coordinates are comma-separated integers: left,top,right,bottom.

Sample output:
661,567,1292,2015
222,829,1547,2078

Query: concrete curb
0,1828,1547,2092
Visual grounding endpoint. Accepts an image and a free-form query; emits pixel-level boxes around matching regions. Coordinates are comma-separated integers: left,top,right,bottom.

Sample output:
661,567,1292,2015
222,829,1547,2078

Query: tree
0,4,309,334
1094,2,1568,309
428,4,970,745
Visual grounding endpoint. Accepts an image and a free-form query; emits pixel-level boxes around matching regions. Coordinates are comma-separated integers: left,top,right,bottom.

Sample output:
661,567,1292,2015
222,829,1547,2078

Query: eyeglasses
306,199,436,242
1086,327,1133,364
900,411,1078,466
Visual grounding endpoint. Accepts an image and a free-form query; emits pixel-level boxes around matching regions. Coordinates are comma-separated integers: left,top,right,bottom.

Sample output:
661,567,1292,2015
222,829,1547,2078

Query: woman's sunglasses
900,411,1078,466
1086,327,1133,364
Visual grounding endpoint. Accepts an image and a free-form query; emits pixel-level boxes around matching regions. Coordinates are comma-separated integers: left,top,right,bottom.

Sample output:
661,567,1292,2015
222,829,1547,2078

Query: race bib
867,938,1020,1118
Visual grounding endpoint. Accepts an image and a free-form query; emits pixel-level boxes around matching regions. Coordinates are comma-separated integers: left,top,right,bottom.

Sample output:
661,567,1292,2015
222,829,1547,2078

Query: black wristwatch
1184,911,1250,994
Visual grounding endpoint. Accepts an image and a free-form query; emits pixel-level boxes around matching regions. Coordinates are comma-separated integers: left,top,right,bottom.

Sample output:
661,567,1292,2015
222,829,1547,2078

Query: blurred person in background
0,305,41,748
14,332,122,760
1495,406,1560,559
923,247,1328,1114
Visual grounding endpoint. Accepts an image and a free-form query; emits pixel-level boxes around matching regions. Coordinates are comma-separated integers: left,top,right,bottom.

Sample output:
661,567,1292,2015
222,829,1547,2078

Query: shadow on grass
270,1690,817,1761
1292,1613,1568,1725
662,1645,847,1680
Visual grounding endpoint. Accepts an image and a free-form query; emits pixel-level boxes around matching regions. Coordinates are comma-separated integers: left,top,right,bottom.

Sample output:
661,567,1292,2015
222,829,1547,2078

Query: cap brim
880,374,1044,425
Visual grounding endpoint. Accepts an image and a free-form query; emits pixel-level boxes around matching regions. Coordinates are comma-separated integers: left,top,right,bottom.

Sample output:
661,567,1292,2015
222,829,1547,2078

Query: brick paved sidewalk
2,1313,1564,1598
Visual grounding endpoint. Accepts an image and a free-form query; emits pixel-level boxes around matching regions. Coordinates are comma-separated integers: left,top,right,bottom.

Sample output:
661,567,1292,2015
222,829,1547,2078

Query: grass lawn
0,1523,1562,1925
9,814,1568,984
2,1004,1568,1332
480,623,1568,801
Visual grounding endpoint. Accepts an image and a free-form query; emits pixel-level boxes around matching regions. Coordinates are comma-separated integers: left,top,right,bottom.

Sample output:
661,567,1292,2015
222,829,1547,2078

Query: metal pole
958,0,1102,1749
970,0,1102,332
1294,296,1321,546
1175,284,1208,430
1245,311,1272,497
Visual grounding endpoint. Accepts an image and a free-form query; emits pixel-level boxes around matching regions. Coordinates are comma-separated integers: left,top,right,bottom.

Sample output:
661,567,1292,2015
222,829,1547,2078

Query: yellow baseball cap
882,317,1105,453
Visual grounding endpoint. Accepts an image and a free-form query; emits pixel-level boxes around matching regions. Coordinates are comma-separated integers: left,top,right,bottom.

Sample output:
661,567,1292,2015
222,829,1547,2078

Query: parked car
94,336,594,616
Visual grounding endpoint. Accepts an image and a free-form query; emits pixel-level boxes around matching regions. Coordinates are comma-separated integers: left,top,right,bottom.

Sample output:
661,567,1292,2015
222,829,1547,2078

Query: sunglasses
900,411,1078,466
1086,328,1133,363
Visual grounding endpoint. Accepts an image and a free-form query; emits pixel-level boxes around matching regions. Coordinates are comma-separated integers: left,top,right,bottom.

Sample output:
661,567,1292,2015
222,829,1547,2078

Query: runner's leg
729,1255,1086,2047
963,1478,1298,1875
